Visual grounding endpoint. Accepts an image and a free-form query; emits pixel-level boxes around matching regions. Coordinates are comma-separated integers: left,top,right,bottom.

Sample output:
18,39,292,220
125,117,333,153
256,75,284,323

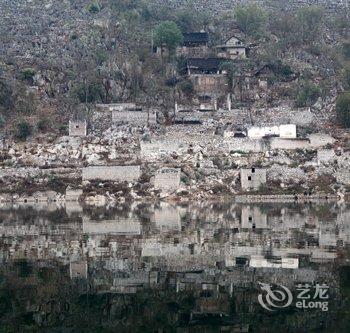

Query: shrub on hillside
295,81,321,107
178,80,194,95
20,68,35,84
15,121,32,141
336,92,350,128
37,118,50,132
87,1,101,13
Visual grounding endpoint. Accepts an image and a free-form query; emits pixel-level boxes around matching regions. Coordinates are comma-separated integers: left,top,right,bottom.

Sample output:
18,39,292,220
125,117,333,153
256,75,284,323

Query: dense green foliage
336,92,350,128
73,82,105,103
153,21,183,51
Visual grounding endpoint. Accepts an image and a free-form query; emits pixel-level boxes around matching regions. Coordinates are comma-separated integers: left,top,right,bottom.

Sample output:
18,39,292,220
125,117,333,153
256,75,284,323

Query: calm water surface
0,202,349,332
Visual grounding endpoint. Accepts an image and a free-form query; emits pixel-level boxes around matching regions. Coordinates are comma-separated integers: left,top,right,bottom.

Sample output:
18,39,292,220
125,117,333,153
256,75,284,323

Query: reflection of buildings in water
141,239,190,257
70,260,87,279
82,218,141,235
249,256,299,269
241,206,267,229
0,202,347,333
153,202,181,231
0,203,349,273
66,201,83,216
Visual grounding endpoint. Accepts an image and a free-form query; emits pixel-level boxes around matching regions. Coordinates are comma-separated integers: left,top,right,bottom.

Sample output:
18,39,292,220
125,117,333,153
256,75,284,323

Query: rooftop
183,32,209,45
187,58,229,72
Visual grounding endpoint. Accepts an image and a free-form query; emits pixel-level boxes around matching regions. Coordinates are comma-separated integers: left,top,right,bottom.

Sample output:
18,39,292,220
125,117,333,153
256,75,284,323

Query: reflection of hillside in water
0,202,350,331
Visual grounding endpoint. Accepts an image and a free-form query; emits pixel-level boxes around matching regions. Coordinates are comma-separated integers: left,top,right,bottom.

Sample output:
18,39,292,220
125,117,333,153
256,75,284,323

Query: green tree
72,81,104,103
336,92,350,128
235,4,268,38
153,21,182,53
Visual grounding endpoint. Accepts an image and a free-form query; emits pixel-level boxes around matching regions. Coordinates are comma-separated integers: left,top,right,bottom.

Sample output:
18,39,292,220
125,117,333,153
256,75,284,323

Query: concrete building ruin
240,168,267,191
69,120,87,137
154,168,181,192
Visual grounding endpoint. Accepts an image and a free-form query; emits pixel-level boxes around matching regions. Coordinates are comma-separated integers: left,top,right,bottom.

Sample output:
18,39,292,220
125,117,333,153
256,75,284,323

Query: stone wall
154,168,181,192
82,166,141,181
112,110,156,126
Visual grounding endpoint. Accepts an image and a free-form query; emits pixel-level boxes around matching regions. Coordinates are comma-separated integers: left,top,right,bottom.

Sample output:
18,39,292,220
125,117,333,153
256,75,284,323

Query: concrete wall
82,166,141,181
240,168,267,191
270,138,310,150
225,138,264,153
189,74,227,96
69,120,87,137
248,125,279,138
112,110,156,125
247,124,296,139
96,103,137,112
154,168,181,192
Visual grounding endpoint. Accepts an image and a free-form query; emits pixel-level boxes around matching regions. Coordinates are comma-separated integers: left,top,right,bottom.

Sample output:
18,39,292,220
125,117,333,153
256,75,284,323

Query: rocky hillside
0,0,349,138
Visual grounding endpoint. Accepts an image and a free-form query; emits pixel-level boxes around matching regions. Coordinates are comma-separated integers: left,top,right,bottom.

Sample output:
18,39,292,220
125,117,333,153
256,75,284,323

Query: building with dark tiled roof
182,32,209,47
